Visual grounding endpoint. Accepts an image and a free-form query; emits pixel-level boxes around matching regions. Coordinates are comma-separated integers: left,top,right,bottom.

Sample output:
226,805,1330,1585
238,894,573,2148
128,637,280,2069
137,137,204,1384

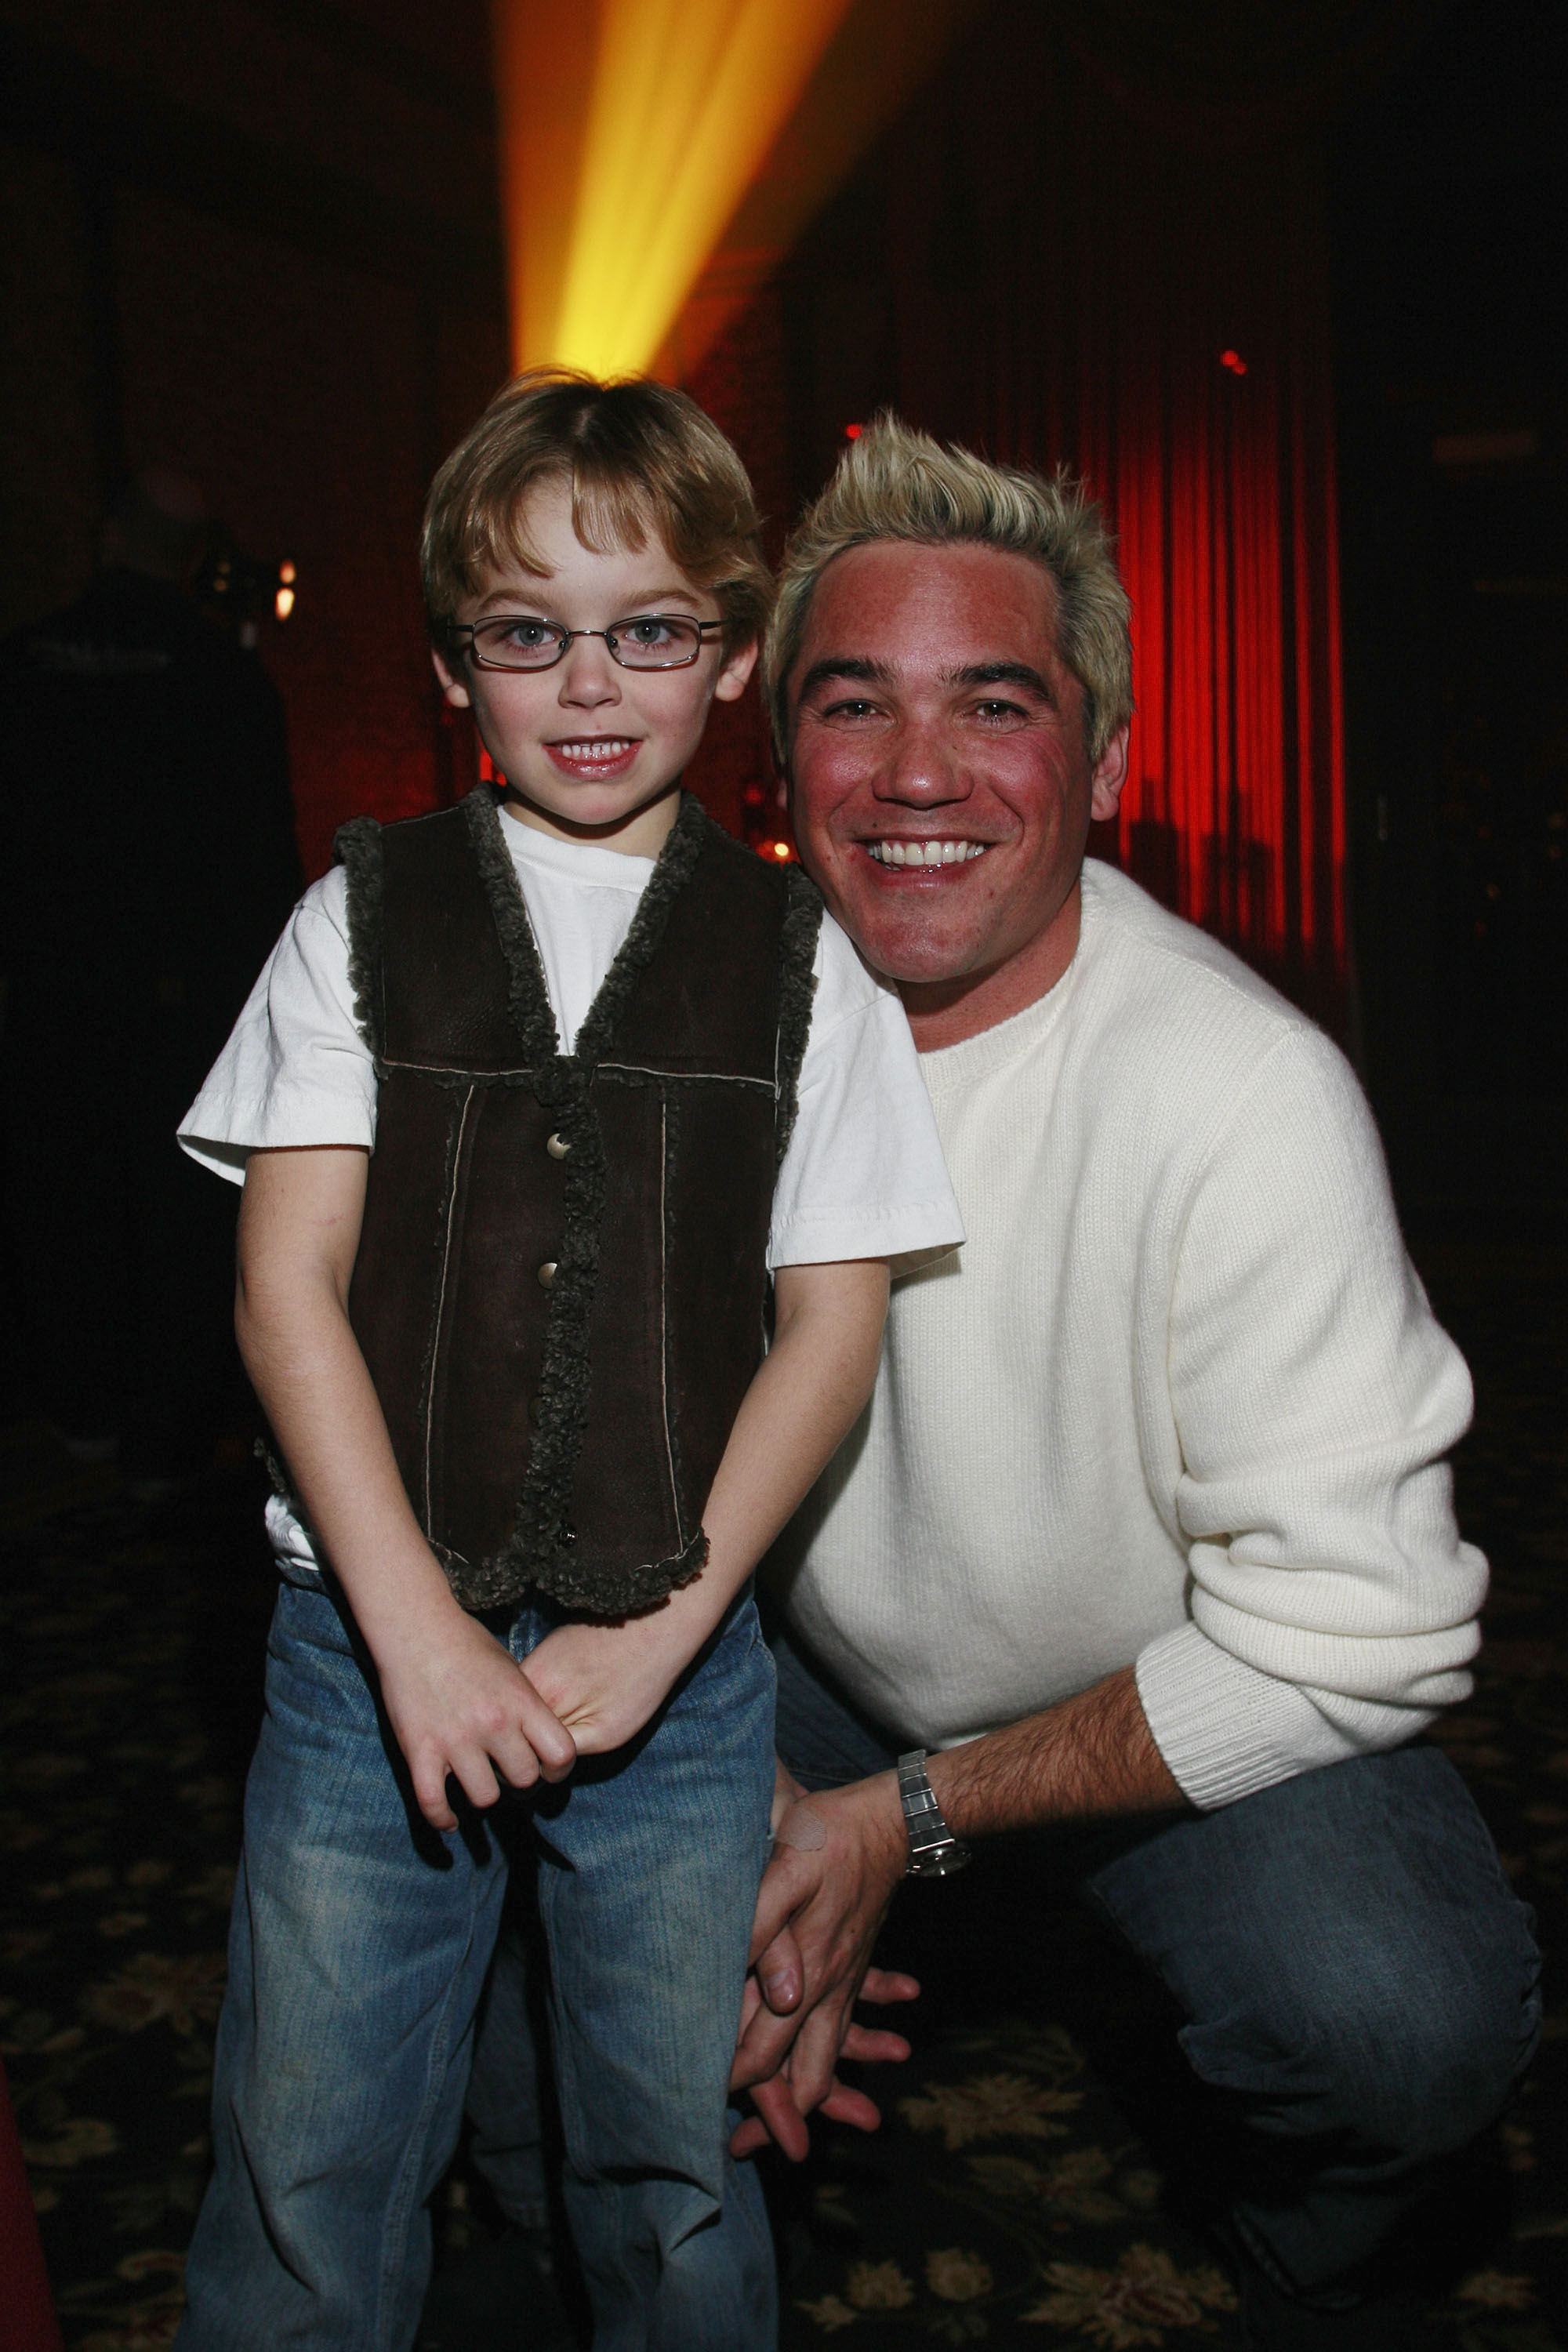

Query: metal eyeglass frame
452,614,725,673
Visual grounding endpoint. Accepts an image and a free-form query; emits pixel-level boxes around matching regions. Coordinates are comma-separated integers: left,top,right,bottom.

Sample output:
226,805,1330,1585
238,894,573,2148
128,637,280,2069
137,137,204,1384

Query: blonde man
734,416,1538,2351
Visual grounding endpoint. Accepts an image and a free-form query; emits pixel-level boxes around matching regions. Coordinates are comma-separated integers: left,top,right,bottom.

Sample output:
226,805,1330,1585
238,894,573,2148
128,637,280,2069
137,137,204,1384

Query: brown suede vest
333,787,822,1615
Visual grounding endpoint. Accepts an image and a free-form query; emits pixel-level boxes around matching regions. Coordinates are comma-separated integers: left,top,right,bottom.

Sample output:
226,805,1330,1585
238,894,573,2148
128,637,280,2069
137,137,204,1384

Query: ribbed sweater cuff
1134,1624,1360,1811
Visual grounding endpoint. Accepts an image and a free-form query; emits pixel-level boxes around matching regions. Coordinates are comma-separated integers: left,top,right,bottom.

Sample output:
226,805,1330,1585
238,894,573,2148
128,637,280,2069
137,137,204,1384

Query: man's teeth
866,839,989,867
557,738,634,758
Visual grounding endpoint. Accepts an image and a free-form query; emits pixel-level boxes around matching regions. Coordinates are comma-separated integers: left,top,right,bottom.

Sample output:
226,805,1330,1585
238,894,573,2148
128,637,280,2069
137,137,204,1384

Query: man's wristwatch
896,1750,972,1878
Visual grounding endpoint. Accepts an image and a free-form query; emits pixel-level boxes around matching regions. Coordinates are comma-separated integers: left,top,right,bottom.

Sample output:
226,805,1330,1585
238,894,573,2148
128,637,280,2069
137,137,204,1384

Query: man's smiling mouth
864,839,990,867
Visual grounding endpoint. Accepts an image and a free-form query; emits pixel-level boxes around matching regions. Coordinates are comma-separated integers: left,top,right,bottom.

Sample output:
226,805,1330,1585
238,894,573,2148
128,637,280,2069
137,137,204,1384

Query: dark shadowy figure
0,468,300,1484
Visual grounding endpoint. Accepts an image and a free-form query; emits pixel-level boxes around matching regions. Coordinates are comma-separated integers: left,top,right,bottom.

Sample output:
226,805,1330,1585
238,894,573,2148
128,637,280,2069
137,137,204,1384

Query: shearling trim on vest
333,814,386,1058
775,864,823,1164
457,788,559,1066
457,787,714,1613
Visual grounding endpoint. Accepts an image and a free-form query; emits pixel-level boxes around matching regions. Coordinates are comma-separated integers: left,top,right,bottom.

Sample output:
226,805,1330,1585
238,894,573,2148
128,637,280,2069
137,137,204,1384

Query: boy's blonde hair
764,414,1133,764
422,368,772,655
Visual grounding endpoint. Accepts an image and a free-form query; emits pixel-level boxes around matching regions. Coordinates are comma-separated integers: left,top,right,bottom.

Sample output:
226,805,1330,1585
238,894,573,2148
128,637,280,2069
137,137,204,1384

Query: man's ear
1089,723,1131,825
431,642,472,710
713,636,759,704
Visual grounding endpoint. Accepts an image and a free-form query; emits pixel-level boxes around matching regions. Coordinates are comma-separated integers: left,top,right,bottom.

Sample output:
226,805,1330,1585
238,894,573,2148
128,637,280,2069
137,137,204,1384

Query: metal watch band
896,1748,972,1878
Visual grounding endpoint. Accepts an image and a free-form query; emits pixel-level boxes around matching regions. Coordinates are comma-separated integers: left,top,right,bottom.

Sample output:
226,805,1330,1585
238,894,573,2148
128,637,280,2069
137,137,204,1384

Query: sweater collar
915,863,1100,1095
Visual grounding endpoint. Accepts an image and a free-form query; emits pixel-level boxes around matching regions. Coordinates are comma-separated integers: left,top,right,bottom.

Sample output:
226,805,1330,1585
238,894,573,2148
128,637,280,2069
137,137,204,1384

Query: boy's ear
431,641,472,710
713,637,759,705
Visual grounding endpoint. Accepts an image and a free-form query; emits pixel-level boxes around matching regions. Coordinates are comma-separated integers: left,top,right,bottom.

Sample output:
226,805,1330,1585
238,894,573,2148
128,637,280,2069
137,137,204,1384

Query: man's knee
1176,1853,1539,2158
1183,1910,1537,2158
1098,1748,1541,2160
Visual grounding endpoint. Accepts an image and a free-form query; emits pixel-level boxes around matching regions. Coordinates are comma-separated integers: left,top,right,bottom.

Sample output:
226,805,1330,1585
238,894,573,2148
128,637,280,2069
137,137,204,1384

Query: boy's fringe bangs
457,463,657,597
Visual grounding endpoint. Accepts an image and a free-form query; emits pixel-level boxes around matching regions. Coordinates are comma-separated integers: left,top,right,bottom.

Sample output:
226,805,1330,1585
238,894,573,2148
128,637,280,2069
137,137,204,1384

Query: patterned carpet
2,1242,1563,2351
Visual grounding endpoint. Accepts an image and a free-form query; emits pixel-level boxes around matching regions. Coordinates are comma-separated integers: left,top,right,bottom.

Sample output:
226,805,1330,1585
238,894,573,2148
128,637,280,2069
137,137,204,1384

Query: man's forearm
923,1663,1187,1842
733,1666,1185,2150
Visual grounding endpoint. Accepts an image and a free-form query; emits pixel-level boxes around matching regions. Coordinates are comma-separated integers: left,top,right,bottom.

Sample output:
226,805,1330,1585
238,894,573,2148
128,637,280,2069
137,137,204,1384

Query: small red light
844,423,863,440
1220,349,1247,376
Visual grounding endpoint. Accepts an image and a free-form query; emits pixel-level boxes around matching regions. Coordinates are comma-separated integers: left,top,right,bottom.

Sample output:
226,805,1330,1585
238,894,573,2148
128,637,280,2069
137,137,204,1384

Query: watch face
911,1837,972,1878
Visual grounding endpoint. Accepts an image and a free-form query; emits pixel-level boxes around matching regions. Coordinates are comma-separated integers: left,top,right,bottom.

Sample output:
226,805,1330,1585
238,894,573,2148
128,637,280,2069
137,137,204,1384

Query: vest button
537,1261,557,1289
546,1131,569,1159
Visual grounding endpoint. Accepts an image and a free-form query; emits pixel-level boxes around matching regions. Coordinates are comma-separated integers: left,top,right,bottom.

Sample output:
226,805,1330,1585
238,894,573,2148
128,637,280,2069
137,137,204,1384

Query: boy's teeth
868,839,988,867
559,738,633,757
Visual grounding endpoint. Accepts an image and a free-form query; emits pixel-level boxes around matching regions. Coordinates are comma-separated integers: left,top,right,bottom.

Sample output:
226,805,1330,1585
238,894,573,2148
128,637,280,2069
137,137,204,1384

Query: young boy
174,372,963,2351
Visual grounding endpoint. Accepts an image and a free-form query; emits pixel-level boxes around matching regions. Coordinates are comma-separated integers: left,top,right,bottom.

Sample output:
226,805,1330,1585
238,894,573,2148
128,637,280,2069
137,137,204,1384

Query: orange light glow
274,586,296,621
495,0,853,379
279,560,297,584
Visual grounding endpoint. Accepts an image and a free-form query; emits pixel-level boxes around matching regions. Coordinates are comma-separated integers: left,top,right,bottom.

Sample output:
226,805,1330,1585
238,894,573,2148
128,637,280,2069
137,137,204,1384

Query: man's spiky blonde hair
764,414,1132,764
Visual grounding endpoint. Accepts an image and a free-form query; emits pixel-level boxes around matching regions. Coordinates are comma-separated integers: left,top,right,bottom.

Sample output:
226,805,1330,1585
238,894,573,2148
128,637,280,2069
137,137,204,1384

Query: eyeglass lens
469,615,705,671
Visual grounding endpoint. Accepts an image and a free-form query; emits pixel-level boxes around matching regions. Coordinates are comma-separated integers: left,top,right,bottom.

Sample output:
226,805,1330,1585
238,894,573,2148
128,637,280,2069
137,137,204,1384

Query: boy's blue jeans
176,1572,777,2352
772,1625,1542,2303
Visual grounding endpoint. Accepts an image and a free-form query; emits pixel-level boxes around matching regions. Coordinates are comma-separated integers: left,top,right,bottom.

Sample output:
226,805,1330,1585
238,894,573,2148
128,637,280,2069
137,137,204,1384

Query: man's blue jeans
772,1624,1542,2302
176,1573,777,2352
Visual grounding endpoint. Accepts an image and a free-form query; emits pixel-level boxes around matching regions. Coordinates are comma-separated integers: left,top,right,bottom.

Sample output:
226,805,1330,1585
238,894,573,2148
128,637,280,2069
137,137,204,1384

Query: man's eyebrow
795,655,898,699
944,660,1057,701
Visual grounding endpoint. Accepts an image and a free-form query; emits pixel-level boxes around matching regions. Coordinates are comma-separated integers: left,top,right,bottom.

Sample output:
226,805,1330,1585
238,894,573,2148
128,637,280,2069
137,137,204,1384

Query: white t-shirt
180,810,964,1569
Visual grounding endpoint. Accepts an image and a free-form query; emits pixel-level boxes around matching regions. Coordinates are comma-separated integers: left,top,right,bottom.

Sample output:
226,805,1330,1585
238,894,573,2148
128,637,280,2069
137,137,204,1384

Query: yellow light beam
493,0,854,379
656,0,981,381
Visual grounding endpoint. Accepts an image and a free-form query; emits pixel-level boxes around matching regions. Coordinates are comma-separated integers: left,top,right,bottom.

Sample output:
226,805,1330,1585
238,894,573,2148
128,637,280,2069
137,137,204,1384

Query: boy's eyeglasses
452,614,724,673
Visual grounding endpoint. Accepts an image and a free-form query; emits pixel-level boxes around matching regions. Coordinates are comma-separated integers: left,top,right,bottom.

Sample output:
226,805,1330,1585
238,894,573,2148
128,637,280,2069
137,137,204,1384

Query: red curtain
760,1,1349,1022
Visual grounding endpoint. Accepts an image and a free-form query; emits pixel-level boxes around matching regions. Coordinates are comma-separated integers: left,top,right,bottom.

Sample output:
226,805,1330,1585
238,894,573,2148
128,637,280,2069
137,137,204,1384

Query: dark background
2,0,1563,1209
1,9,1563,2343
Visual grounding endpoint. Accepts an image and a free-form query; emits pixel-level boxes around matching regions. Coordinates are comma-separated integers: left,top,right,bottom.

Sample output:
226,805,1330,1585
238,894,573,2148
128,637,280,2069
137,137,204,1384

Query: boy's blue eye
499,619,557,648
619,615,680,645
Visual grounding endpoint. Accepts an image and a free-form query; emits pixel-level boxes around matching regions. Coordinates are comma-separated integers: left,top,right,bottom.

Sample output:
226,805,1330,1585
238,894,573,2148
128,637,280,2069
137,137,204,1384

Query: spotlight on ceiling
495,0,853,379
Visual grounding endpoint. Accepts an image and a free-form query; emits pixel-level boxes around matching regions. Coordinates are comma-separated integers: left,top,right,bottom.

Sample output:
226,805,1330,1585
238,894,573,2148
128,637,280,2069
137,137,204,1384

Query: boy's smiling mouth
546,735,643,778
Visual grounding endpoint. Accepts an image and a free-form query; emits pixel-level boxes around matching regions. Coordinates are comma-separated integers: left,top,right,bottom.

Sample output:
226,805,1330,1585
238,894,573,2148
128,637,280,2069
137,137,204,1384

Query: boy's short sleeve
768,913,964,1270
178,865,377,1183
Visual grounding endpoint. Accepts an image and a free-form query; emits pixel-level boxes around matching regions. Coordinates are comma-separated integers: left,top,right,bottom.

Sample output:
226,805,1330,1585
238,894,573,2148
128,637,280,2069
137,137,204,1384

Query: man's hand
728,1776,911,2146
724,1757,919,2158
725,1671,1186,2158
374,1597,576,1830
729,1962,920,2158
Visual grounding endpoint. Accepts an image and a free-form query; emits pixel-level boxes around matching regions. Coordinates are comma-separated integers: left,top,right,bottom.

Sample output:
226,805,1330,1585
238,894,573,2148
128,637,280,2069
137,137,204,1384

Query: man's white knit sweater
775,861,1486,1811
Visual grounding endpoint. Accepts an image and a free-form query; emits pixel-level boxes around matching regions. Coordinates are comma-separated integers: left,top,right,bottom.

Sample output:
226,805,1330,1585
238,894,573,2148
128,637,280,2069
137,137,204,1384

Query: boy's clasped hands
372,1576,705,1831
